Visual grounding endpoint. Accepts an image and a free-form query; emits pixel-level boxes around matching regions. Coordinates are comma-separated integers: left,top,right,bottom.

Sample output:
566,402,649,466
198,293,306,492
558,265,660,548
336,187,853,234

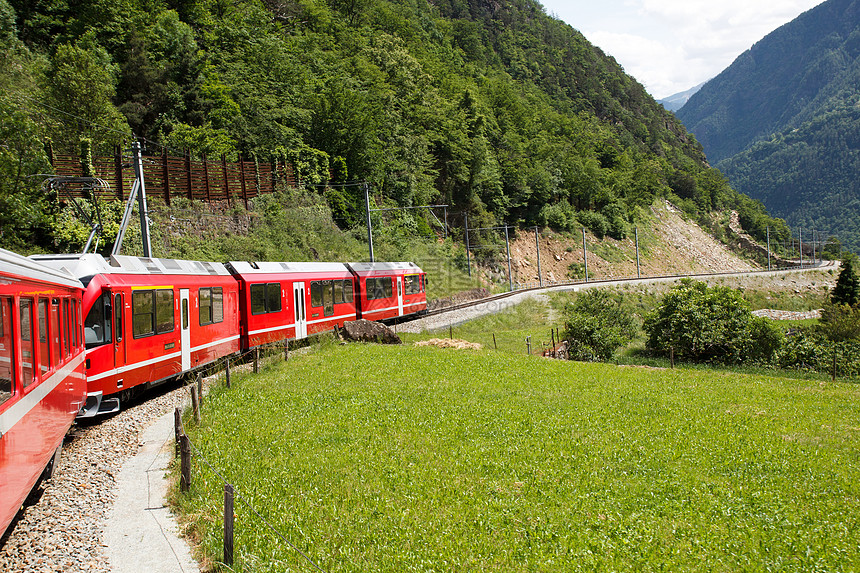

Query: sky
538,0,827,99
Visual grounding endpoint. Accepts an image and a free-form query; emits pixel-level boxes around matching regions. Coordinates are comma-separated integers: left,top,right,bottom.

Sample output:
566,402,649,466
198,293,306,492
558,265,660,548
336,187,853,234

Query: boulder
341,319,402,344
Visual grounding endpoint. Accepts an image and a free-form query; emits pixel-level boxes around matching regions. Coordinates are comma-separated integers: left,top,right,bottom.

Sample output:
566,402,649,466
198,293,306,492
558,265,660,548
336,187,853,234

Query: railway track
399,260,837,328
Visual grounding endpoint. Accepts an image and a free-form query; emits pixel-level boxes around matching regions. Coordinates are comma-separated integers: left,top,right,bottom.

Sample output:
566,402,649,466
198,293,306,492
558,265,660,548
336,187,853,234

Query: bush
818,302,860,342
643,279,781,364
576,210,608,239
562,289,636,361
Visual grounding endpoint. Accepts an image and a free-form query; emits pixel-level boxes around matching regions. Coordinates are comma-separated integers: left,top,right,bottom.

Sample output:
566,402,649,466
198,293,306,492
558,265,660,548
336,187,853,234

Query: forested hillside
0,0,786,255
677,0,860,251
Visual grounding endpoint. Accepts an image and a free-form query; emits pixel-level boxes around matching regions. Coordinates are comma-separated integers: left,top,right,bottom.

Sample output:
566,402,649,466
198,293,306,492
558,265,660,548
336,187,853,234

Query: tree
643,279,782,364
831,256,860,306
562,289,635,361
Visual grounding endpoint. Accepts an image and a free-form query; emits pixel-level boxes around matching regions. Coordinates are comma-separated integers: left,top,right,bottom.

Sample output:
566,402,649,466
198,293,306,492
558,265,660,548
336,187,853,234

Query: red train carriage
32,254,240,417
0,249,86,536
347,262,427,321
226,261,358,349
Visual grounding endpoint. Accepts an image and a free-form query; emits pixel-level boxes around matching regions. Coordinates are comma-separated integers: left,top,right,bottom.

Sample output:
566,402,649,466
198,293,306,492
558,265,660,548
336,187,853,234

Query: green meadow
175,343,860,572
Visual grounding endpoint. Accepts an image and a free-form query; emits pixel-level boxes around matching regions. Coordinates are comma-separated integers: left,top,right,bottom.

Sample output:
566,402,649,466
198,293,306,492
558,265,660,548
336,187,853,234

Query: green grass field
175,343,860,572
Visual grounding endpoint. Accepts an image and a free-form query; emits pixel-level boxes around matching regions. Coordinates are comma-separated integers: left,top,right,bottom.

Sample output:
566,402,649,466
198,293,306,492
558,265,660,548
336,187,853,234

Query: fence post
284,341,289,362
224,483,235,567
225,358,231,389
174,407,182,457
526,336,531,355
191,384,200,424
254,347,259,373
670,347,675,369
449,325,453,340
180,435,191,492
197,372,203,408
493,333,497,350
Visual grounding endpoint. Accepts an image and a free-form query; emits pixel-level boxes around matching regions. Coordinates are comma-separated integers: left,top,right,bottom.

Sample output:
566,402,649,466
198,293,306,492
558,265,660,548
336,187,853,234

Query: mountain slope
676,0,860,250
659,82,706,113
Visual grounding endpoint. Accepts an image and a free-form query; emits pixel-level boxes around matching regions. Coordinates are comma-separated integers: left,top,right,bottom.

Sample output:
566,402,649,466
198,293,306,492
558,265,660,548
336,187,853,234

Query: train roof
31,253,231,282
346,262,422,273
225,261,351,275
0,248,84,289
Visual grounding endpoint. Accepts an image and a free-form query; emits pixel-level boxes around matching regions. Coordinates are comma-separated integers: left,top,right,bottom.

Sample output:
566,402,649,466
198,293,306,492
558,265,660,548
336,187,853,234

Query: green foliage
562,289,636,361
818,302,860,342
831,256,860,306
643,279,783,364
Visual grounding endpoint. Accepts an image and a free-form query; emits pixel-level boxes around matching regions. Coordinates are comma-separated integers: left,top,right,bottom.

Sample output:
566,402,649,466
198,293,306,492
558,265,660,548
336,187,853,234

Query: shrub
562,289,636,361
643,279,781,364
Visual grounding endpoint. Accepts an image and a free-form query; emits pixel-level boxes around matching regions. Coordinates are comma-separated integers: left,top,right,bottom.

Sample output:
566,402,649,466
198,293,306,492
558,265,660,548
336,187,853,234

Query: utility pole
635,227,641,279
505,225,513,292
799,227,803,269
535,226,543,287
582,227,589,282
113,141,152,257
766,226,771,271
464,213,471,277
364,182,374,262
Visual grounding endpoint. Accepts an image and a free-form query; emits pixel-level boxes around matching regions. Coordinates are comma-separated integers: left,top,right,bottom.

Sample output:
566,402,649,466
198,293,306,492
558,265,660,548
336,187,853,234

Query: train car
32,254,240,417
226,261,358,348
0,248,87,536
347,262,427,322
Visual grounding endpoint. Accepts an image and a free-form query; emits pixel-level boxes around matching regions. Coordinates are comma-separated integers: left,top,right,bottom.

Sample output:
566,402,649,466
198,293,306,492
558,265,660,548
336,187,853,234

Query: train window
334,280,344,304
51,299,61,366
213,288,223,323
71,300,78,349
198,287,225,325
404,274,421,295
250,283,267,314
132,290,155,337
85,292,112,348
310,282,322,307
19,299,35,388
155,290,175,334
114,294,123,342
266,283,281,313
38,299,50,373
367,277,393,300
63,299,71,358
321,281,334,317
344,279,354,303
0,297,13,406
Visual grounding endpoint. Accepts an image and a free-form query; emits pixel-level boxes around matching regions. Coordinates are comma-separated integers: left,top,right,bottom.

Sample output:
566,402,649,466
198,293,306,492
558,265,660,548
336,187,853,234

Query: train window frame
85,291,112,349
63,299,71,358
19,298,35,389
212,288,224,323
310,282,322,307
344,279,354,303
199,288,212,325
366,277,393,300
51,298,62,366
38,299,50,373
250,283,281,315
0,296,14,407
114,293,123,343
132,288,175,338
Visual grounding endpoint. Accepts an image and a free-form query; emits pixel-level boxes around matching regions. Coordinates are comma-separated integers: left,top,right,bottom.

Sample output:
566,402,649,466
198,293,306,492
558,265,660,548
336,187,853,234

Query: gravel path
0,376,205,572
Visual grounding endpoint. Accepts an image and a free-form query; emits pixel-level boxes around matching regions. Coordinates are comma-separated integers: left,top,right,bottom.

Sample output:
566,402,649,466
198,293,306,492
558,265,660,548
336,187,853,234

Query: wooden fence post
197,372,203,408
526,336,531,355
670,347,675,369
180,435,191,492
493,333,497,350
191,385,200,424
284,342,289,362
253,347,259,373
174,407,182,457
225,358,231,388
224,483,235,566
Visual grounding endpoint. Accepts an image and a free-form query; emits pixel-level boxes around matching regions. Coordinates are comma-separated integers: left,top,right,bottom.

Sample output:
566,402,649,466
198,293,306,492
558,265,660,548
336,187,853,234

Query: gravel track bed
0,375,211,572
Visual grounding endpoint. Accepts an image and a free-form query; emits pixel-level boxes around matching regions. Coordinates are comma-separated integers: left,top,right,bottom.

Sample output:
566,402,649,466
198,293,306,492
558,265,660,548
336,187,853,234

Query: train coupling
77,391,121,418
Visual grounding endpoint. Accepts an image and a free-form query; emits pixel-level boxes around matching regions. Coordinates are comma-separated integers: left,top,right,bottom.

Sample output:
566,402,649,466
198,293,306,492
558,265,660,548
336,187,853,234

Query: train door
180,289,191,371
396,276,404,316
293,282,307,339
112,291,126,388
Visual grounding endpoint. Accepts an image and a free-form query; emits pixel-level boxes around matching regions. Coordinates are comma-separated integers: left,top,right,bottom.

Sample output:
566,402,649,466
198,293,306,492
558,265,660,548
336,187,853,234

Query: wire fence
175,341,329,573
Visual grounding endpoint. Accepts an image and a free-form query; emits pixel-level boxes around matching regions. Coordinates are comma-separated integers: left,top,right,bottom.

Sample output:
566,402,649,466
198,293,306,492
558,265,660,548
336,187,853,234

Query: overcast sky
538,0,827,99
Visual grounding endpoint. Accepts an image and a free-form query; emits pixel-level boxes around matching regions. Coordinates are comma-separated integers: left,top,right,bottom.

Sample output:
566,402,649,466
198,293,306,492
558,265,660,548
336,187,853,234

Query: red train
1,250,425,536
31,254,427,417
0,248,87,536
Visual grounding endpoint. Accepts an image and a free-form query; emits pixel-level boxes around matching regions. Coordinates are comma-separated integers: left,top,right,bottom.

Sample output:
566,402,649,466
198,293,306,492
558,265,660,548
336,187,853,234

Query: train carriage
32,254,240,417
0,248,86,536
347,262,427,322
226,261,358,349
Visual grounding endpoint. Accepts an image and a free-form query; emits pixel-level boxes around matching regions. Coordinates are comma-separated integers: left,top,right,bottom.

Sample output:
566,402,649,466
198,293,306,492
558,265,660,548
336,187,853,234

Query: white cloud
542,0,826,98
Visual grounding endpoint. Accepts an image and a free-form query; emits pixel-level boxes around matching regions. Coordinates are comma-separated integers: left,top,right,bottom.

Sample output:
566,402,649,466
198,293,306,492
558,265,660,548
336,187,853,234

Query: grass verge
173,343,860,572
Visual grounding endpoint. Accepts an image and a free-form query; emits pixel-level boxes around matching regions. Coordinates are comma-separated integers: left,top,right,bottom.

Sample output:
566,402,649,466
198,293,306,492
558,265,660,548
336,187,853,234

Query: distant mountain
677,0,860,251
659,82,707,112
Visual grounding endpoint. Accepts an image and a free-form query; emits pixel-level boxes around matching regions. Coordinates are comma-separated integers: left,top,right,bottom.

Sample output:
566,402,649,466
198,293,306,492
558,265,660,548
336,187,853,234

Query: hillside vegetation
677,0,860,251
0,0,788,256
